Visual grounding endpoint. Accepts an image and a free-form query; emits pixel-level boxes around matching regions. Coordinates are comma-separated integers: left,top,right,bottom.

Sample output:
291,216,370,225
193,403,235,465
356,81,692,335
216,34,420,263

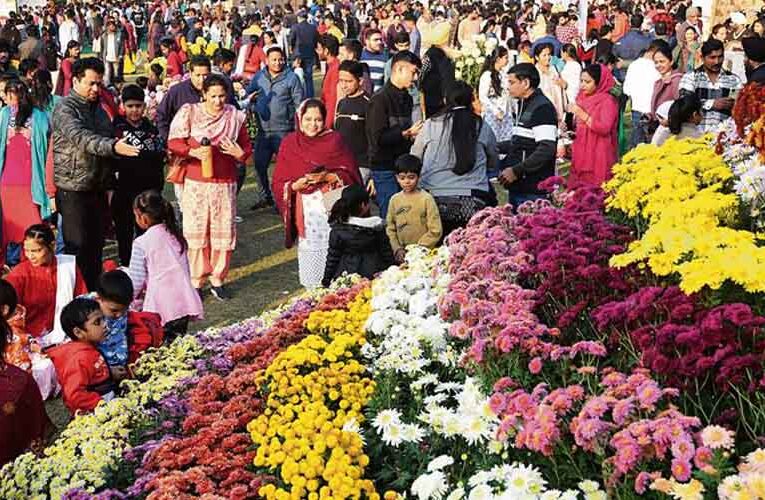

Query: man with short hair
289,9,318,97
403,12,420,56
498,63,557,209
614,14,654,63
100,20,123,86
366,50,422,219
51,57,140,289
679,39,742,132
341,3,360,40
247,46,304,207
317,34,340,126
361,29,387,92
675,7,702,50
624,45,660,148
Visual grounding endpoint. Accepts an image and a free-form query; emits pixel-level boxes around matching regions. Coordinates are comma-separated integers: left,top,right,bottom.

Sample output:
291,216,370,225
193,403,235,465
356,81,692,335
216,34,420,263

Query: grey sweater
410,114,497,197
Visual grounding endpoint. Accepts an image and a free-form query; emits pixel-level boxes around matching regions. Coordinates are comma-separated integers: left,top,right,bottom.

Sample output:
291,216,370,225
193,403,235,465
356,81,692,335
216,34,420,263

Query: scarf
0,107,51,219
272,99,361,248
167,102,246,146
576,63,616,112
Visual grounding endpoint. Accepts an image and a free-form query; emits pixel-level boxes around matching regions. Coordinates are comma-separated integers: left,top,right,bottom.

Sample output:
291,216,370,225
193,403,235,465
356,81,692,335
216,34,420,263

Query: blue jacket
246,68,305,135
614,29,654,61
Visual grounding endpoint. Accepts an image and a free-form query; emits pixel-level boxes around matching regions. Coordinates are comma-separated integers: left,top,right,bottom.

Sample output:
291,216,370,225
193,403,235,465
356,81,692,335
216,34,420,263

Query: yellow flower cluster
248,289,380,500
605,137,765,293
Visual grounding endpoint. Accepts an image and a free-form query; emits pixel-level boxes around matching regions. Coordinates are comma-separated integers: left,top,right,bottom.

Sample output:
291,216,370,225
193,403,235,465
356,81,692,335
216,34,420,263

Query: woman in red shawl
272,98,361,289
567,64,619,187
0,316,49,466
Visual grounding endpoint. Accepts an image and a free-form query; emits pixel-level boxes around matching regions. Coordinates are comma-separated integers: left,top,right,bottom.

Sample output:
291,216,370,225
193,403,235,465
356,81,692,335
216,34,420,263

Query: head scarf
272,99,362,247
576,63,615,111
167,102,246,145
426,21,451,47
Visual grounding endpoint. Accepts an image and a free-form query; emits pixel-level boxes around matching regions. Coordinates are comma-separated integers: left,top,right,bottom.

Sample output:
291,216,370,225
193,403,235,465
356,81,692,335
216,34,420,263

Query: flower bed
5,130,765,499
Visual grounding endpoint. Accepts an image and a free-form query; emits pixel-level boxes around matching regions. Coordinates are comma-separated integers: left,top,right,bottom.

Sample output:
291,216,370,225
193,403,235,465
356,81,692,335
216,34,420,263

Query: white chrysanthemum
745,448,765,472
373,409,402,431
435,382,463,393
442,414,463,436
467,483,493,500
461,415,491,445
468,470,494,487
540,490,564,500
424,393,449,406
411,373,439,390
427,455,455,472
446,487,465,500
411,471,448,500
701,425,736,450
578,480,600,493
558,491,579,500
402,423,426,443
382,422,405,446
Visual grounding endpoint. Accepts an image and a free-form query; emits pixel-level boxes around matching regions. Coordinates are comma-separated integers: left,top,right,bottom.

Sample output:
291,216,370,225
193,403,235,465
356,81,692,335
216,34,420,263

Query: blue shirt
81,292,129,367
614,29,654,61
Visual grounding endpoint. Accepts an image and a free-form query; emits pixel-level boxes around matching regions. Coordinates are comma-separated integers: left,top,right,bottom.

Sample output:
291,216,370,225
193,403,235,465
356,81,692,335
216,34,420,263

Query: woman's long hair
481,46,508,97
329,184,368,224
668,93,701,135
442,81,482,176
5,80,35,129
133,190,188,253
32,70,54,110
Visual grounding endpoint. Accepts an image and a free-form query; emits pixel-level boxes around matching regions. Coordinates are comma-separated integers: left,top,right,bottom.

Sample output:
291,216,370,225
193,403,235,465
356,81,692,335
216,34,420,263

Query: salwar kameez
296,190,331,288
181,178,237,288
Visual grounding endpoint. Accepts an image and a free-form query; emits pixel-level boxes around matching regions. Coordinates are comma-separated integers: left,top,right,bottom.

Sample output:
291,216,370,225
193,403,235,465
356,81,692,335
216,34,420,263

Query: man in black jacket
52,57,140,289
289,10,318,97
743,37,765,83
366,50,422,219
498,63,558,209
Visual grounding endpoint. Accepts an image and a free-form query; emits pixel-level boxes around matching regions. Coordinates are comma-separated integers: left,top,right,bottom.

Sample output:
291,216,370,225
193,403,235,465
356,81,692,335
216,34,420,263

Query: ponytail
133,190,188,253
329,184,369,224
329,198,353,224
667,94,701,135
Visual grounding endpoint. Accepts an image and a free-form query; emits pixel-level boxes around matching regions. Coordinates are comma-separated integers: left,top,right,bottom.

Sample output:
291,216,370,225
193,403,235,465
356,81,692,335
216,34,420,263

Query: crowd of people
2,0,765,468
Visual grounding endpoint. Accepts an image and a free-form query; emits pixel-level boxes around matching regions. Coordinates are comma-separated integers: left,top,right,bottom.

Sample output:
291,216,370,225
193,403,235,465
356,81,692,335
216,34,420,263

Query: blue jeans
301,55,315,98
253,132,286,202
630,111,649,150
371,169,400,220
508,192,546,211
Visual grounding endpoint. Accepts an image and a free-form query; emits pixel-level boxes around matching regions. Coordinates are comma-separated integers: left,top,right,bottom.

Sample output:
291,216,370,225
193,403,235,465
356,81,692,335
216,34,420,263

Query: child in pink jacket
127,190,203,340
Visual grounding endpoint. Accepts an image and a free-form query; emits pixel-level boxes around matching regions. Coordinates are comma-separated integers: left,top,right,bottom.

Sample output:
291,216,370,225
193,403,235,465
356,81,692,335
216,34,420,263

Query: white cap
657,100,673,120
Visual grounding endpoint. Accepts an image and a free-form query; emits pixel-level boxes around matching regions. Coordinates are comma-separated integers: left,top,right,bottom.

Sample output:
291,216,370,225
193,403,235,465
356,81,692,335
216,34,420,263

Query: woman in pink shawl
568,64,619,187
167,74,252,300
272,98,361,288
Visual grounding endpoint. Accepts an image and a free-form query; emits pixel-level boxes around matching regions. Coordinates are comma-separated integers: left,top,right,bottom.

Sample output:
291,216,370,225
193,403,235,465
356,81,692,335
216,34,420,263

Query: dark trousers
253,132,285,203
111,179,162,265
300,55,316,98
56,189,107,291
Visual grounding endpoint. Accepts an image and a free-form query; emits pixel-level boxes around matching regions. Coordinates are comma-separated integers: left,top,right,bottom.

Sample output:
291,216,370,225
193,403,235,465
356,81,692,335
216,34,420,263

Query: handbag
165,155,187,184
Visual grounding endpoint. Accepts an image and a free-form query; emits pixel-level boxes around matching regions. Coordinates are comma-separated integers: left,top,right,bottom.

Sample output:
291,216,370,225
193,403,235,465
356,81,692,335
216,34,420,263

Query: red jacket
166,50,185,78
322,58,340,127
47,342,113,415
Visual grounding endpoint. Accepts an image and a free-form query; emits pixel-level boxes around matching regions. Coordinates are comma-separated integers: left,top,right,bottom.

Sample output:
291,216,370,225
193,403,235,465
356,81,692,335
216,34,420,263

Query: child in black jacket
322,184,395,287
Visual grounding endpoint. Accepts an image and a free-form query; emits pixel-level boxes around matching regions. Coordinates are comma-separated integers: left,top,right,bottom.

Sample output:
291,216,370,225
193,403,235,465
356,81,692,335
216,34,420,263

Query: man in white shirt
624,44,660,149
59,9,80,56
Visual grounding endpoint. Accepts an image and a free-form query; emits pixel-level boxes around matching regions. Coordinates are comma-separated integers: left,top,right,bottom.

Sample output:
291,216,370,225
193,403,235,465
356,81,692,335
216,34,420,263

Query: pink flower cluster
441,206,609,365
490,379,586,456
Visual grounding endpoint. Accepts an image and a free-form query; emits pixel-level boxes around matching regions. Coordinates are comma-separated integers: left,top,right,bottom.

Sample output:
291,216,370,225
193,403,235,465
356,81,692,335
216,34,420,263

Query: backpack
127,311,164,365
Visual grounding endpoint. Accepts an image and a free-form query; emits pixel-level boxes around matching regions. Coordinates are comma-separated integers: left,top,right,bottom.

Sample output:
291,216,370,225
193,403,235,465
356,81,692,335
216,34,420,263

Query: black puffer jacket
322,217,395,287
52,92,117,192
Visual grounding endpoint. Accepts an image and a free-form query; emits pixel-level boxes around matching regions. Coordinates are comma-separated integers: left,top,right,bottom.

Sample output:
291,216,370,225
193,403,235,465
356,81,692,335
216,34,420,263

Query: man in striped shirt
361,29,388,93
679,39,742,132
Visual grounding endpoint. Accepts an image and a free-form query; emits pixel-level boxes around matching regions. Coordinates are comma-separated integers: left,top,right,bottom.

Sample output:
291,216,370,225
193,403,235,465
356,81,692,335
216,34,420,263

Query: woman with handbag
410,81,498,239
167,74,252,301
272,99,362,289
